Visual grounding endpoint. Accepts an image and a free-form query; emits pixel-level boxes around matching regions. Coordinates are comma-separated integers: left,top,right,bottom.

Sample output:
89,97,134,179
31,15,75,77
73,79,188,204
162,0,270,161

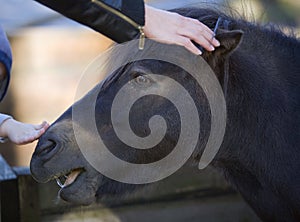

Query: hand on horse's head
144,5,221,55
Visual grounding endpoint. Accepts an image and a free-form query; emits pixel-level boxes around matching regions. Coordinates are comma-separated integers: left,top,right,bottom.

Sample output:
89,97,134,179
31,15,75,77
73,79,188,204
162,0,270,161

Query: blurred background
0,1,299,221
0,0,299,166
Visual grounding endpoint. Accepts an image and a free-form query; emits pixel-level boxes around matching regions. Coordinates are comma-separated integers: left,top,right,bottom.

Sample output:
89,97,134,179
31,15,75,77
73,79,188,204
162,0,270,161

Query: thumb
34,121,49,130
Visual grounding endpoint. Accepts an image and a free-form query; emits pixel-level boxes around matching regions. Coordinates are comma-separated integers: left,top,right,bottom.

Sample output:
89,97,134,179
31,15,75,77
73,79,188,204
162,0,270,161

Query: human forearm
34,0,145,43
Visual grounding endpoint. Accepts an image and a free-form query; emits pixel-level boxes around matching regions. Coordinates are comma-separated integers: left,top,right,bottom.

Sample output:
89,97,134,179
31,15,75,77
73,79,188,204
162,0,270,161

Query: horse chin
58,170,102,205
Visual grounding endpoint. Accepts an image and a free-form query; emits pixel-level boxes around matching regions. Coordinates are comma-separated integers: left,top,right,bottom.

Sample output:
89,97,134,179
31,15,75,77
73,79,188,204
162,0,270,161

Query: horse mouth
55,168,84,189
52,167,98,205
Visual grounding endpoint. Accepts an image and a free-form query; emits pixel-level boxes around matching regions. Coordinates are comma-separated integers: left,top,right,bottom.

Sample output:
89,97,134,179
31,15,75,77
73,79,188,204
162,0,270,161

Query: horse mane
172,7,299,49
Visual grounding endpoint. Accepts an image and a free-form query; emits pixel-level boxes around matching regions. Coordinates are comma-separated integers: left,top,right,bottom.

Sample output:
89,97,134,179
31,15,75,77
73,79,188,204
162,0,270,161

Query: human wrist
0,116,14,138
144,5,161,23
144,5,160,38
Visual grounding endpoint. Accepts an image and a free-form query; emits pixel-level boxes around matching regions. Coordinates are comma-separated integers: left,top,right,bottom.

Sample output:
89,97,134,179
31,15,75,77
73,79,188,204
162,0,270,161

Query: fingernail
215,39,220,47
210,45,215,51
198,50,202,55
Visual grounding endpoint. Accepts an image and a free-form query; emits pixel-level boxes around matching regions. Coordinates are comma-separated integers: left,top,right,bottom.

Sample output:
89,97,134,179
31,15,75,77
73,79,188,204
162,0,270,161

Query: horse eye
135,75,151,85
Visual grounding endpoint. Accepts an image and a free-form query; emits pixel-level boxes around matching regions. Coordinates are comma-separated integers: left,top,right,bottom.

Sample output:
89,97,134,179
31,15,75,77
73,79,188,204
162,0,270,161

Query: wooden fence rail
0,155,262,222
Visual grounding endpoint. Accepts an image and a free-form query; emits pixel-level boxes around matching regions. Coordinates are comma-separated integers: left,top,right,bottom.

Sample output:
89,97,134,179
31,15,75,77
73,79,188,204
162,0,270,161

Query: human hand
144,5,220,55
0,119,49,145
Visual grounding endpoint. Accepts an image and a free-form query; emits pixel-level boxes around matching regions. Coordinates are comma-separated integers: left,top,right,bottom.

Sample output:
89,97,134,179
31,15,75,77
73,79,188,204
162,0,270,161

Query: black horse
30,8,300,222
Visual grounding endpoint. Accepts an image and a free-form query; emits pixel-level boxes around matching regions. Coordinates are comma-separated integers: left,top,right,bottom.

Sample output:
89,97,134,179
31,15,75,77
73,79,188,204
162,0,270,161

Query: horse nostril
35,139,58,158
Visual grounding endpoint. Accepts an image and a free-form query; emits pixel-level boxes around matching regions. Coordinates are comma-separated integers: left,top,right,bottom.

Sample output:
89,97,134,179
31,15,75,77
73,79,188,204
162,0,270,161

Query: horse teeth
54,170,82,189
56,178,65,188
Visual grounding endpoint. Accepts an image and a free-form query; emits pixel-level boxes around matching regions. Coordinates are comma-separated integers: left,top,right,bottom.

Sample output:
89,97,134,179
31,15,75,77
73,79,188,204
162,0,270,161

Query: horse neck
236,22,300,73
216,23,300,162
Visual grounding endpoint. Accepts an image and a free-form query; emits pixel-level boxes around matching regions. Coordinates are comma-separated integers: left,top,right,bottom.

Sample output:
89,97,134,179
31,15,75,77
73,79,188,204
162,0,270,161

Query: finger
34,121,49,130
35,127,47,139
33,123,43,130
42,121,50,131
16,135,36,145
27,131,42,143
182,18,220,48
181,31,215,52
185,17,215,38
200,27,221,47
177,25,218,51
191,19,214,35
199,28,220,48
176,36,202,55
211,37,221,47
193,29,220,50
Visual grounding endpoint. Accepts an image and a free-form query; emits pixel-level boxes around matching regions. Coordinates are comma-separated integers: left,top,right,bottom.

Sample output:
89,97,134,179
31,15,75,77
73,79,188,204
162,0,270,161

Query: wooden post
0,155,19,222
13,167,40,222
0,155,40,222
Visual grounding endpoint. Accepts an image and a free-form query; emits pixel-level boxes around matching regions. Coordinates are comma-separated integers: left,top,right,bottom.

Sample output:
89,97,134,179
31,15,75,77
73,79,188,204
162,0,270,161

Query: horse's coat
30,8,300,222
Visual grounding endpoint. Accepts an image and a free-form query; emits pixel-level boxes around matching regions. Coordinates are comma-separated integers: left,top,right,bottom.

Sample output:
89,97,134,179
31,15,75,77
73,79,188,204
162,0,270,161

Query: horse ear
201,29,243,81
201,29,243,71
214,29,243,55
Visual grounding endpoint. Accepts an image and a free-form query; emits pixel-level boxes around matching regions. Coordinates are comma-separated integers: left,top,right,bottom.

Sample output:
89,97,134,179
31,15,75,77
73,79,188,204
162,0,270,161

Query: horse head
30,11,242,205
